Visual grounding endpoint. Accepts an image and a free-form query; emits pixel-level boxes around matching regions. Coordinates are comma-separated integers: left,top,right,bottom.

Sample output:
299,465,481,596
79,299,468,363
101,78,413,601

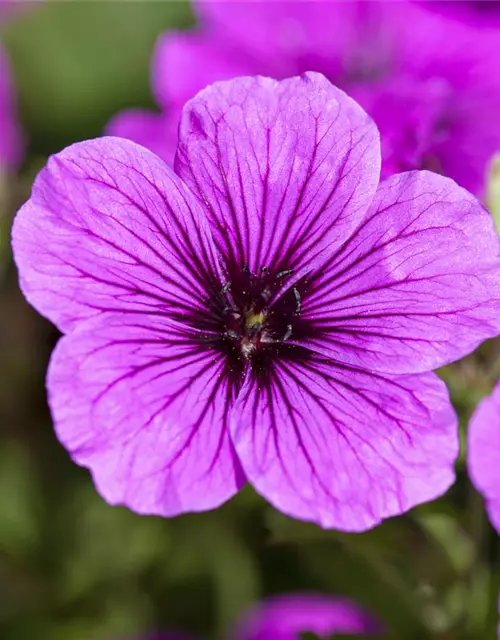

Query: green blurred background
1,3,500,639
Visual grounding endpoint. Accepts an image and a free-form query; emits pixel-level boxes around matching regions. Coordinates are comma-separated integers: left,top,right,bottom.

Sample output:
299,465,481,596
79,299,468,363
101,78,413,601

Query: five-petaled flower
13,73,500,531
108,0,500,197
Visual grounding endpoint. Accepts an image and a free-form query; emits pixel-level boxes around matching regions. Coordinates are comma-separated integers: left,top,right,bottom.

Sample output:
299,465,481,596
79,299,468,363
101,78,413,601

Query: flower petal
231,357,458,531
193,0,361,80
153,31,258,112
0,45,23,169
349,76,454,179
105,108,179,167
234,593,382,640
396,8,500,195
176,72,380,276
47,313,245,516
301,171,500,374
467,380,500,534
12,137,221,333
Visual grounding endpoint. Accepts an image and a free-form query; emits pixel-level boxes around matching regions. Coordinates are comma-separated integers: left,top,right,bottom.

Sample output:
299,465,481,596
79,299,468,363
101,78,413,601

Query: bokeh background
1,2,500,639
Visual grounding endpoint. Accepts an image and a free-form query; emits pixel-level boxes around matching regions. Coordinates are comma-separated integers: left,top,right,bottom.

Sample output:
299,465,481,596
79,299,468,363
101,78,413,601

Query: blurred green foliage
1,3,500,640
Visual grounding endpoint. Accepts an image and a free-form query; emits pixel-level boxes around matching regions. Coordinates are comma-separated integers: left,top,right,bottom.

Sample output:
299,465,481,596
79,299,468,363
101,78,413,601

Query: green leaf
57,484,170,602
0,439,40,557
416,512,475,575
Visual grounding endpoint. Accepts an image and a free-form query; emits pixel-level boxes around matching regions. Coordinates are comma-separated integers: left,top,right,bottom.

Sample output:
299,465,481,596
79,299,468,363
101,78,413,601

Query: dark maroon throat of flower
186,262,314,387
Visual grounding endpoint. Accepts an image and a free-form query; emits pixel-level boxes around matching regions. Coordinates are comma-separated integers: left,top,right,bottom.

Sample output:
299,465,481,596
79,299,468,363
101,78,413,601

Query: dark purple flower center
191,263,314,387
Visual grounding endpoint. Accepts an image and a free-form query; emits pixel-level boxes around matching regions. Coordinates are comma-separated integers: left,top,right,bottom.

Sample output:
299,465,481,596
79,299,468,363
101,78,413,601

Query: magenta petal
12,137,220,333
0,1,39,20
193,0,359,80
350,76,453,179
0,44,23,169
231,359,458,531
48,313,245,516
395,5,500,195
176,72,380,276
302,171,500,374
153,31,258,111
234,593,382,640
468,380,500,534
105,108,179,167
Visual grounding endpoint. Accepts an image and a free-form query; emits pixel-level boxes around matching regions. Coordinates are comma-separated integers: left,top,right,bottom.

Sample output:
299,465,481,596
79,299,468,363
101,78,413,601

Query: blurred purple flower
13,72,500,530
415,0,500,25
468,380,500,534
467,381,500,637
0,0,29,170
129,593,381,640
0,1,31,19
0,42,22,169
233,593,382,639
108,0,500,197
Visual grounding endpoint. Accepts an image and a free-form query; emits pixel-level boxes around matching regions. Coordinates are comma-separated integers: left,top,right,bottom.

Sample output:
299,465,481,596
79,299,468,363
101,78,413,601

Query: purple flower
13,73,500,530
126,593,381,640
0,43,22,169
415,1,500,25
0,0,41,171
233,593,382,639
468,380,500,534
467,382,500,637
0,0,42,19
122,635,191,640
108,0,500,197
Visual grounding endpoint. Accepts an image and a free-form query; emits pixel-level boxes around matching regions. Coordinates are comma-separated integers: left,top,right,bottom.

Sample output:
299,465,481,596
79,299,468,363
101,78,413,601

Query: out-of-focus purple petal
193,0,367,81
142,0,500,193
48,313,245,516
415,0,500,26
153,31,258,111
468,380,500,534
395,7,500,196
350,77,452,178
0,44,23,169
105,108,178,167
0,0,37,21
299,171,500,375
234,593,382,640
231,359,458,531
12,137,221,333
176,72,380,278
120,633,194,640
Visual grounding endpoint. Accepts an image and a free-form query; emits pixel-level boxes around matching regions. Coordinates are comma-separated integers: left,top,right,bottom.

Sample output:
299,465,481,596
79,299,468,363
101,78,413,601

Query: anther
293,287,302,314
261,286,272,302
276,269,294,279
221,281,232,295
242,264,252,277
260,266,269,274
282,324,292,341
